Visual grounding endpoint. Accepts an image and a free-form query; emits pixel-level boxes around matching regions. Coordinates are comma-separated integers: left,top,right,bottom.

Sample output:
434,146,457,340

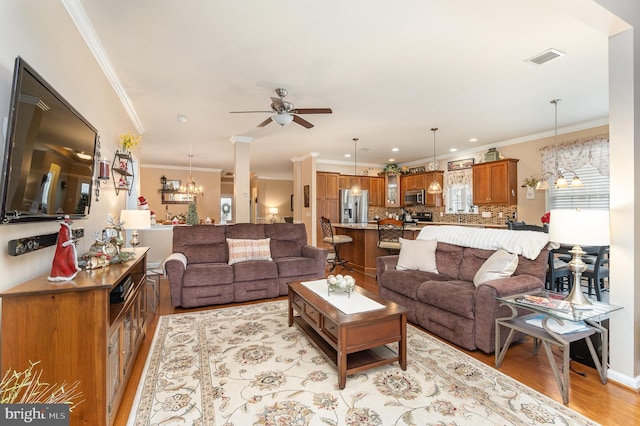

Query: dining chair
507,221,549,233
376,218,405,255
546,248,574,291
320,216,353,272
582,245,609,301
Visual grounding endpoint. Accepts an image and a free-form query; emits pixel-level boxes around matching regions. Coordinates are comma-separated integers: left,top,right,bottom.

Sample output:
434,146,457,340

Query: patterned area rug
128,300,598,425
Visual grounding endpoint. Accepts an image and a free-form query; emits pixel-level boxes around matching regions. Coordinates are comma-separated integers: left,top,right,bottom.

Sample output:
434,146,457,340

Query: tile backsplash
369,205,517,226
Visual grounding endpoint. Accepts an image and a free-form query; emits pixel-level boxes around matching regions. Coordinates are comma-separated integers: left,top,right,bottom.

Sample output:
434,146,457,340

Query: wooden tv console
0,247,150,426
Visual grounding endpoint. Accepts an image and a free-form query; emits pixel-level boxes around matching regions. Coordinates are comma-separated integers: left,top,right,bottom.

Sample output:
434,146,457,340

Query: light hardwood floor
115,268,639,425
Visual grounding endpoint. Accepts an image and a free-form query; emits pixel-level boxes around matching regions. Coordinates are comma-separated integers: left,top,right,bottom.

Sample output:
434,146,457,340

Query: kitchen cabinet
472,158,518,205
369,176,385,206
402,173,426,191
316,172,340,243
400,172,443,207
385,174,400,207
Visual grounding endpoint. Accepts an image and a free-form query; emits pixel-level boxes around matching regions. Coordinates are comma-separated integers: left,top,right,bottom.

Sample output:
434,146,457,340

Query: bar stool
320,216,353,272
377,218,404,255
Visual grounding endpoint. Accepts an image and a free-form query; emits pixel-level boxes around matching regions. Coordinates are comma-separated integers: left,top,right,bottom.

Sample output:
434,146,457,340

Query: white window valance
443,168,473,187
540,135,609,177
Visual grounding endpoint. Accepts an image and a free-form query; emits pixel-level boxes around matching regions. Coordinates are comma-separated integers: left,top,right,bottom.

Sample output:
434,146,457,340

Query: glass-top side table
495,290,622,404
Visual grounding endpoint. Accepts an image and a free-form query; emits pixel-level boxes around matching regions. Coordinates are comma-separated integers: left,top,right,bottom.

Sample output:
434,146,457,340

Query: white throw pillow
227,238,272,265
473,249,519,286
396,238,438,273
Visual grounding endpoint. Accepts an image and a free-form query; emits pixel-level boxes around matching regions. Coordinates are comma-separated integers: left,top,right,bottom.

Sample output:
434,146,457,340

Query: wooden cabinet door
326,174,339,199
369,177,384,206
472,159,518,205
385,174,400,207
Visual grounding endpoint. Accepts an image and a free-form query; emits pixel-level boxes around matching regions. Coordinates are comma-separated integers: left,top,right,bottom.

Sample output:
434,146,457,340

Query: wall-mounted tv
0,57,97,224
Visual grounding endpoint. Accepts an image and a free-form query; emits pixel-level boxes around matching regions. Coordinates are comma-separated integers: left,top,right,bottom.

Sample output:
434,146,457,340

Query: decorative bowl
326,274,355,297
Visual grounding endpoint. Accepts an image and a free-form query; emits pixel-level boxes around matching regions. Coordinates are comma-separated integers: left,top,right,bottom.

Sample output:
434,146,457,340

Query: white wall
0,1,132,292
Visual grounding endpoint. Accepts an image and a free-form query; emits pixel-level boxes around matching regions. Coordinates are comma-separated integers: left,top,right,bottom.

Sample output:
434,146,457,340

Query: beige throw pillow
473,249,519,286
396,238,438,273
227,238,272,265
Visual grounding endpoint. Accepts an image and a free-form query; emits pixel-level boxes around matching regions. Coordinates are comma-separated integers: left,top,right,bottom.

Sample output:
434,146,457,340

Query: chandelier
536,99,582,190
349,138,362,197
180,143,203,200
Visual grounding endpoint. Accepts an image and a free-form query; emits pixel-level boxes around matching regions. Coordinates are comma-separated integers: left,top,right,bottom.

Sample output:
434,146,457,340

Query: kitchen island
332,221,507,277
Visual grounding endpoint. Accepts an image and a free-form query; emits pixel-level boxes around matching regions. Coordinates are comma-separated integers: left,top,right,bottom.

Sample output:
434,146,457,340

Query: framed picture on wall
165,179,181,191
303,185,310,207
447,158,475,171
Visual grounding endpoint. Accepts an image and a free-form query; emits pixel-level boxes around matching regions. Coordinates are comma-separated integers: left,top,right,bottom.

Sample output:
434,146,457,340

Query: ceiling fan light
272,113,293,126
427,180,442,194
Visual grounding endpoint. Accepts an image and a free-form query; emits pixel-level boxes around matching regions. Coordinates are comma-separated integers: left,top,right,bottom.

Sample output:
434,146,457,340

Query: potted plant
118,132,142,153
383,163,402,175
522,176,540,199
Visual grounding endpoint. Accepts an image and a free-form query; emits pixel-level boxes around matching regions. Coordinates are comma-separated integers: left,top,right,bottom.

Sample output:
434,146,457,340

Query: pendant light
349,138,362,197
181,139,203,200
427,128,443,194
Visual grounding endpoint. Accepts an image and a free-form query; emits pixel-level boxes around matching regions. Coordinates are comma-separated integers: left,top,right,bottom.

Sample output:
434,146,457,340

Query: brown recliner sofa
376,242,548,353
165,223,327,308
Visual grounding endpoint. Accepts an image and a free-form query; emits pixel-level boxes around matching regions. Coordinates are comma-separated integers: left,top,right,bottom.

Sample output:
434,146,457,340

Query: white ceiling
75,0,611,179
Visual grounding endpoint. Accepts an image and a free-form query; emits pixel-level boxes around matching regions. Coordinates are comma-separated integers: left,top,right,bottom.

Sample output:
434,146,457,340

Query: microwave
404,189,425,206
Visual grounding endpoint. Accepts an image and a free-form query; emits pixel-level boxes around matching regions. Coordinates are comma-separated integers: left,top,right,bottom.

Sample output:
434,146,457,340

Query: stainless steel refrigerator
339,189,368,224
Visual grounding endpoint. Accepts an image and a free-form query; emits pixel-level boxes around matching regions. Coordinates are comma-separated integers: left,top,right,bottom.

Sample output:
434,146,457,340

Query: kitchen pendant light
427,128,443,194
181,139,203,200
349,138,362,197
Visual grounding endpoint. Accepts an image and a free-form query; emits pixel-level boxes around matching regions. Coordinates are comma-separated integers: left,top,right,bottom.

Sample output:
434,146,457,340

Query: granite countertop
336,222,506,230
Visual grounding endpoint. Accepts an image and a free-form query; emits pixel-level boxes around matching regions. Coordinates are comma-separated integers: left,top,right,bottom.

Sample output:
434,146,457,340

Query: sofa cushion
232,260,278,282
434,242,465,279
416,280,477,320
396,238,438,273
458,247,495,282
473,249,519,286
265,223,307,258
226,223,266,239
380,269,447,300
227,238,272,265
182,263,234,288
274,257,318,278
174,225,228,264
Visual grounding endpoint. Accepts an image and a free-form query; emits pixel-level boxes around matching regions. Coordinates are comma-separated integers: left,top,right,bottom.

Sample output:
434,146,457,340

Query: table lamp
548,209,610,307
120,210,151,247
269,207,278,223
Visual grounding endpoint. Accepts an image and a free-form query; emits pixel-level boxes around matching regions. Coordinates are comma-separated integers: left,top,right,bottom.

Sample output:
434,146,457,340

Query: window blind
546,164,609,210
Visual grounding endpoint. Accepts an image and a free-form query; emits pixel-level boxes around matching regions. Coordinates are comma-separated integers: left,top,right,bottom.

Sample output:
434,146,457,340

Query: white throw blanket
416,226,552,260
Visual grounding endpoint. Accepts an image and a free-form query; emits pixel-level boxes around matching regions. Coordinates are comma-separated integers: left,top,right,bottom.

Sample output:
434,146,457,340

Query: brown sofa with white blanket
376,226,549,353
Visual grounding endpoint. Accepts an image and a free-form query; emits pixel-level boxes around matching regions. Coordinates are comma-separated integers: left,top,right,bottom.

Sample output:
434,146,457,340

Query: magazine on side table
515,294,572,312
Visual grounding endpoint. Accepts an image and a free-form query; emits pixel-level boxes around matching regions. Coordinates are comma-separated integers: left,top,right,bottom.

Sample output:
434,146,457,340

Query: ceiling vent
526,48,565,65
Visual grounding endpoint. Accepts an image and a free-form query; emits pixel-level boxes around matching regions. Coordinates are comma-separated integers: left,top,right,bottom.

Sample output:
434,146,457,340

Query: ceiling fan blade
229,110,273,114
270,97,285,111
292,115,314,129
257,117,273,127
292,108,332,114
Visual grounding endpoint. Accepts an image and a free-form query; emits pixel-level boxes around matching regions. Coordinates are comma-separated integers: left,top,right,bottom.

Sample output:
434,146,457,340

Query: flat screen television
0,57,97,224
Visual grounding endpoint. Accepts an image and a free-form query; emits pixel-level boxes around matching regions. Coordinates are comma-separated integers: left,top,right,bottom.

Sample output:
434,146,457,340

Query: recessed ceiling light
469,138,478,142
344,154,351,158
177,114,187,123
391,148,399,152
389,158,395,162
449,148,458,152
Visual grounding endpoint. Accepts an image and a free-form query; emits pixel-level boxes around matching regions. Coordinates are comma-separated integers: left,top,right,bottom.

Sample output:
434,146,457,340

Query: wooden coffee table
288,281,407,389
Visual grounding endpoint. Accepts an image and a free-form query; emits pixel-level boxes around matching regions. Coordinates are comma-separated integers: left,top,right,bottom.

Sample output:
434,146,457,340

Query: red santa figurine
48,215,81,281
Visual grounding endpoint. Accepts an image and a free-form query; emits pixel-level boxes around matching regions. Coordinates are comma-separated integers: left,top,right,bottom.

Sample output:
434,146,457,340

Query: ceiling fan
230,88,332,128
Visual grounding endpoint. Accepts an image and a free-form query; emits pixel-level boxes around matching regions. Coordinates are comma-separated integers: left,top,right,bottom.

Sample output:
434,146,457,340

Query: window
443,169,476,213
546,163,609,210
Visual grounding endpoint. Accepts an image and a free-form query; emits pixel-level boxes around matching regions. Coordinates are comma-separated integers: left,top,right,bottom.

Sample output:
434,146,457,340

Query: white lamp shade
268,207,278,215
548,209,610,246
120,210,151,230
272,113,294,126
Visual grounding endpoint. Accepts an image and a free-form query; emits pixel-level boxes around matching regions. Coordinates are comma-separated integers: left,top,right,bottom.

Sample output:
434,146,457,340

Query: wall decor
304,185,310,207
408,166,426,174
165,180,181,191
447,158,475,171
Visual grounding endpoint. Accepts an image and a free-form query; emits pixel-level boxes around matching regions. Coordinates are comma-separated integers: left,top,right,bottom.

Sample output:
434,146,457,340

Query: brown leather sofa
376,242,548,353
165,223,327,308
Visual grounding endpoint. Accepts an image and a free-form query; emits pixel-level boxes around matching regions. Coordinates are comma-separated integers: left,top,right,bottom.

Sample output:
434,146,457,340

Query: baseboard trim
607,368,640,390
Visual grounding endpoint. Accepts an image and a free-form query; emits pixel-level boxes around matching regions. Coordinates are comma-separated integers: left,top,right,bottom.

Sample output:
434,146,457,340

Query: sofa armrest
302,245,329,276
473,274,545,353
376,255,399,279
164,253,187,307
